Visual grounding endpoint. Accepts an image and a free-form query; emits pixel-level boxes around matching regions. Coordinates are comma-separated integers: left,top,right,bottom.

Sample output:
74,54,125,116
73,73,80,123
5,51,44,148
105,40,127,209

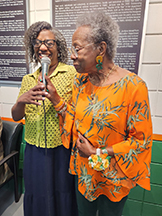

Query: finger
38,80,43,85
38,75,43,84
25,97,42,105
76,137,83,147
31,96,45,102
38,75,42,81
78,149,83,156
78,150,87,158
33,91,48,97
38,84,45,91
45,74,50,82
78,133,85,143
32,84,45,91
42,91,49,97
30,88,48,97
31,100,42,106
45,75,54,88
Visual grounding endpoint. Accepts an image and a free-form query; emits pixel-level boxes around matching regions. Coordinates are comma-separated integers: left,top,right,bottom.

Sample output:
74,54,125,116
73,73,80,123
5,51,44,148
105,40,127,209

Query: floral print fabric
60,72,152,202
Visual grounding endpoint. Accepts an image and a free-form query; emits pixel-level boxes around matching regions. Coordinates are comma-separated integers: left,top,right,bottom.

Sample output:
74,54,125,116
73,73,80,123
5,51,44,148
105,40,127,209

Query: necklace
90,64,118,102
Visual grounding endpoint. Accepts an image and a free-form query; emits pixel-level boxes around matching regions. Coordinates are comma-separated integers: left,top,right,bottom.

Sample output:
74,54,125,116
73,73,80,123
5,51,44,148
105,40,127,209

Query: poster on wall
0,0,28,84
52,0,147,74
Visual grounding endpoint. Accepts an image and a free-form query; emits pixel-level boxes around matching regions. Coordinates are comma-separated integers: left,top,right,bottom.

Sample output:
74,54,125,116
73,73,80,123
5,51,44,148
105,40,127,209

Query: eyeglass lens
69,43,94,58
33,39,55,48
69,47,78,57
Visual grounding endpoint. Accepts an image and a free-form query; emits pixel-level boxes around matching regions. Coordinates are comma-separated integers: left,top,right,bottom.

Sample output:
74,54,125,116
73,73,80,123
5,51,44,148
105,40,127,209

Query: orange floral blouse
59,72,152,202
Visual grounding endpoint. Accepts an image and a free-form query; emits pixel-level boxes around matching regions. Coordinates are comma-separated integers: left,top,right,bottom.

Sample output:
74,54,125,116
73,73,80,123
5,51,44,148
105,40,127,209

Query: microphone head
41,56,51,65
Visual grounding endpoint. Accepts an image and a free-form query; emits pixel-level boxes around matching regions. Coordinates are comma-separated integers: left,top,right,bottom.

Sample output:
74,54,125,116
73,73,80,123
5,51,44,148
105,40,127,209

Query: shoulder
22,68,40,82
124,73,149,99
131,73,147,88
20,69,40,92
123,72,147,88
58,62,77,75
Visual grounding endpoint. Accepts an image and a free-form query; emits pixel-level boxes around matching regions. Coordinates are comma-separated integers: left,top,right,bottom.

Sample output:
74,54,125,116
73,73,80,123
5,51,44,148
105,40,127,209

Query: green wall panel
152,141,162,163
128,186,144,201
150,163,162,185
122,199,142,216
144,184,162,205
142,203,162,216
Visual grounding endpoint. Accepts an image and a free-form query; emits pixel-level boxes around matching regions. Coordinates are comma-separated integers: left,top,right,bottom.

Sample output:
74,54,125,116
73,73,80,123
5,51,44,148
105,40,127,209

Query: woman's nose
39,43,48,50
70,53,77,60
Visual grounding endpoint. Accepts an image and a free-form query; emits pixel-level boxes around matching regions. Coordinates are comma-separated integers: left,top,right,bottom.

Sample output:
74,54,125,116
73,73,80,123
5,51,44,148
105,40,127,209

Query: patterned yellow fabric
18,62,76,148
60,72,152,202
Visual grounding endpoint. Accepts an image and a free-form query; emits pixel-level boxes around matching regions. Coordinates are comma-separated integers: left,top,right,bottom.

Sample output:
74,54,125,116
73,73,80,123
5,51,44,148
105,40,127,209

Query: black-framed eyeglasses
32,39,56,48
68,43,93,58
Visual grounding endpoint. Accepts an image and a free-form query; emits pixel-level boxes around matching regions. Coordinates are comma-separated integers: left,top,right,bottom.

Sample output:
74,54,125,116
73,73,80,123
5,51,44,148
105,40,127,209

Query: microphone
41,56,51,86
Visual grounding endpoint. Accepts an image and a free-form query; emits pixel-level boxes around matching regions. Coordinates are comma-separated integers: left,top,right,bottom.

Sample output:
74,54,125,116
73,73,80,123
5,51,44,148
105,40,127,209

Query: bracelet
54,98,65,111
57,103,67,114
101,147,108,155
55,102,65,112
96,148,101,156
88,154,111,171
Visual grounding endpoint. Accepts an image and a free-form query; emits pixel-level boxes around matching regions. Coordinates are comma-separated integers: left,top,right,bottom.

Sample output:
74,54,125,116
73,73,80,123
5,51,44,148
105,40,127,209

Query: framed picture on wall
0,0,29,84
51,0,148,75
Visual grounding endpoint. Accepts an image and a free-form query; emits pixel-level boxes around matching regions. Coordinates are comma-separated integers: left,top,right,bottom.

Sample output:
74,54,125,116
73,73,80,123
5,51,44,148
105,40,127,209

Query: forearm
11,101,25,121
89,146,114,157
105,146,114,156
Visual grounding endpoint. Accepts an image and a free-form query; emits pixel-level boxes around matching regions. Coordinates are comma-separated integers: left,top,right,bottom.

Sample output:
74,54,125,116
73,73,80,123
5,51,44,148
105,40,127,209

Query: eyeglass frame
32,39,56,48
69,43,94,58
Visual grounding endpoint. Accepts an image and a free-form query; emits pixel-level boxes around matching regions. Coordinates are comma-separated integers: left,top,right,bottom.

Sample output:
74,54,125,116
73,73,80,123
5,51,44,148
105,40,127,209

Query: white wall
139,0,162,134
0,0,162,135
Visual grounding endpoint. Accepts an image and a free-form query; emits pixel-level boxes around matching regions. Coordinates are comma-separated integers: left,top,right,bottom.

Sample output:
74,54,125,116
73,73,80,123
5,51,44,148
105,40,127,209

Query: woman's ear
98,41,107,56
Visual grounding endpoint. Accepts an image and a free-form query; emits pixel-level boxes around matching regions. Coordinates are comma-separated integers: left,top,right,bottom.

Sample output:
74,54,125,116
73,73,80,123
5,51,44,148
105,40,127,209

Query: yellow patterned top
18,62,76,148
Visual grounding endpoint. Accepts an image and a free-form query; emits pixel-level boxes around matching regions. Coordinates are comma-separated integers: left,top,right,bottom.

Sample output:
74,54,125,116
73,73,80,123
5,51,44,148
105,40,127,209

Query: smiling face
71,26,98,74
34,29,58,68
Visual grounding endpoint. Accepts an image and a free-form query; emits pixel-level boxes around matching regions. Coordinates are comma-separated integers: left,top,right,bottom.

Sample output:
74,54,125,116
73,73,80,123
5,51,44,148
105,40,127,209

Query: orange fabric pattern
60,72,152,202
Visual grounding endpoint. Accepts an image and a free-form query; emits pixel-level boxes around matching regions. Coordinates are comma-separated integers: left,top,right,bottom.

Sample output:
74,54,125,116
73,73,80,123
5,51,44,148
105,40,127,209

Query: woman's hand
17,84,47,106
12,83,47,121
42,75,61,106
76,133,96,158
77,133,114,158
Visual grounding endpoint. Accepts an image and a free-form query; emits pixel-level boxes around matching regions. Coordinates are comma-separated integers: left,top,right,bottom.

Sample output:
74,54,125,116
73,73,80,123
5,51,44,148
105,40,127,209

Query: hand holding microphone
40,57,61,106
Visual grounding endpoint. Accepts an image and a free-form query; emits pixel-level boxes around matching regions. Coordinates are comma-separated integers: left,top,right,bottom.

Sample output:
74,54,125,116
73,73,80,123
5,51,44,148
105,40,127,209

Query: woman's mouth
73,64,79,69
39,53,51,59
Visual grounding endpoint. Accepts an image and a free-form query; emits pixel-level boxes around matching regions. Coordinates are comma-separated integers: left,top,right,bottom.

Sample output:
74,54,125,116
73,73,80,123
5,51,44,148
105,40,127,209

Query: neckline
89,72,134,89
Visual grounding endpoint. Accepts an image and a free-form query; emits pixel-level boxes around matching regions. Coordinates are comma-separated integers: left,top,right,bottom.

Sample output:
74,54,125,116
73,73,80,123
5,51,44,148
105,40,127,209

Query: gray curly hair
76,11,119,60
23,21,68,65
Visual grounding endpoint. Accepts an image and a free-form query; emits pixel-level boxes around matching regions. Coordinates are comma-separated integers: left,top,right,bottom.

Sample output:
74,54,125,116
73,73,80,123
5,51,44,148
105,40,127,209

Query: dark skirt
23,143,78,216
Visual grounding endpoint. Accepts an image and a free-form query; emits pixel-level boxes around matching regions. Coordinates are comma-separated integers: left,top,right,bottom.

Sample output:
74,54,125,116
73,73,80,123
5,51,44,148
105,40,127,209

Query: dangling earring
96,56,103,72
33,53,36,62
58,53,61,58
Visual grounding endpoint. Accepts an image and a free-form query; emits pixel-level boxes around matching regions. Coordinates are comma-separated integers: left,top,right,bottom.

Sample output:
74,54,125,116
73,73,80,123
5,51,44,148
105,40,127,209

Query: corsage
88,148,111,171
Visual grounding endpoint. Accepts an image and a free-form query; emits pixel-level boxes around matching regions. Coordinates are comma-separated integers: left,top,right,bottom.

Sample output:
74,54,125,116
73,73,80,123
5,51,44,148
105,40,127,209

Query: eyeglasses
69,43,93,58
32,39,56,48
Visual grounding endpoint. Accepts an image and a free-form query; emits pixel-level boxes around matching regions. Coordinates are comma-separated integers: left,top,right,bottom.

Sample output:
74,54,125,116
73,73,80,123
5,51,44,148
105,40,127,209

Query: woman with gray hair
12,21,77,216
30,11,152,216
